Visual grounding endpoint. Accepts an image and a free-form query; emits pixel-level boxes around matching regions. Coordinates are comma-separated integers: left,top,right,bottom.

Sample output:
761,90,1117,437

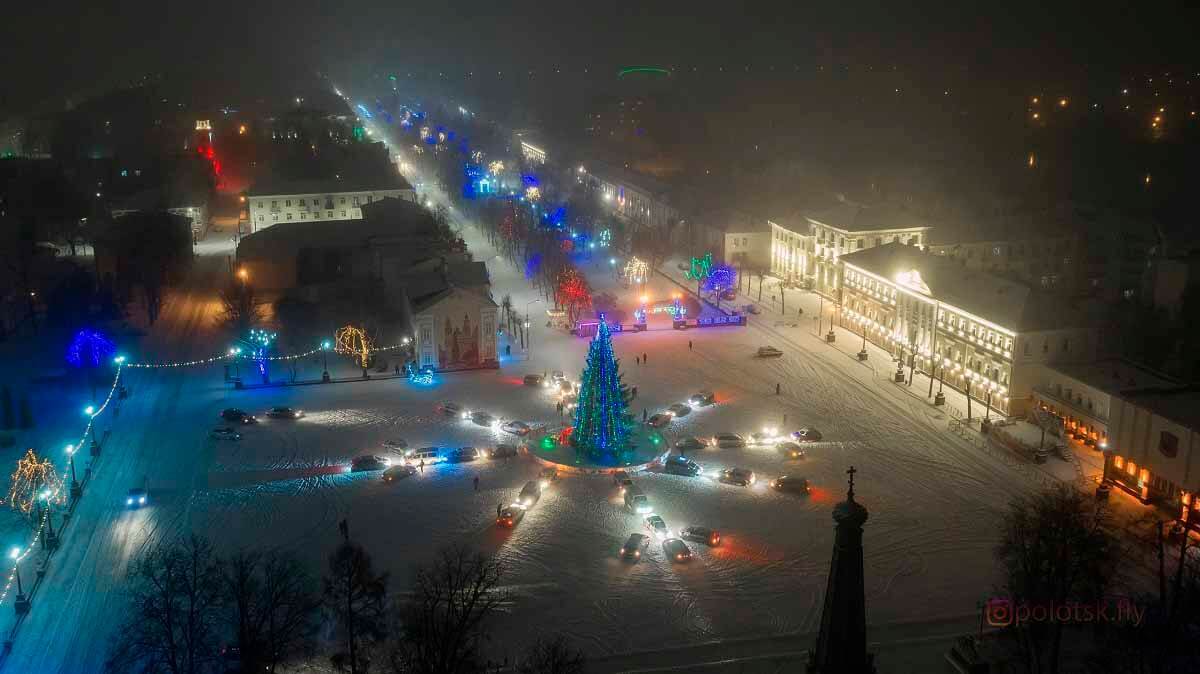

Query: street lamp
40,490,58,551
66,445,81,499
83,405,95,417
524,299,542,354
321,340,332,383
10,547,28,614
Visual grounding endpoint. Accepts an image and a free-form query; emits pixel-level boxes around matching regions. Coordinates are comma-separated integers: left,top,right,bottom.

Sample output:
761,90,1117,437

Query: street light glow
83,406,95,416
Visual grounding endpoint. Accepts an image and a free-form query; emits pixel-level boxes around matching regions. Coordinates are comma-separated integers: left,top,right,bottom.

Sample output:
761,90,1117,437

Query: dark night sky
2,1,1197,116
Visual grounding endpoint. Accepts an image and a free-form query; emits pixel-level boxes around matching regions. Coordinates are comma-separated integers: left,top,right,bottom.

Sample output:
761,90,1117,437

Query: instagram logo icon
986,597,1013,627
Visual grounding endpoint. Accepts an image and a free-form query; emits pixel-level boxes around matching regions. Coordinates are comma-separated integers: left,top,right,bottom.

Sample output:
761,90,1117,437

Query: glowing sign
195,120,211,131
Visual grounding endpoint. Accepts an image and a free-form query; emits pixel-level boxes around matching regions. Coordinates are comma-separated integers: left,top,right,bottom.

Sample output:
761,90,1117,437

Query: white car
501,420,531,435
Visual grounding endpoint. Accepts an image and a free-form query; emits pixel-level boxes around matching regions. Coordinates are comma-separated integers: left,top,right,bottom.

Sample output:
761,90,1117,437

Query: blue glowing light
67,329,115,367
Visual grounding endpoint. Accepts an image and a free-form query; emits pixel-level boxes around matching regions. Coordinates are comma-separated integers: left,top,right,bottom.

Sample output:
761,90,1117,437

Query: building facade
579,160,680,234
838,243,1097,416
807,201,931,298
769,219,812,284
246,176,415,233
1106,387,1200,520
411,287,499,372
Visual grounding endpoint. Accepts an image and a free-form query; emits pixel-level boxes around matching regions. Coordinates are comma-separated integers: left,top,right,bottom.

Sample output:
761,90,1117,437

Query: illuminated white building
769,219,811,283
246,175,415,233
838,242,1098,416
578,160,680,233
806,199,931,297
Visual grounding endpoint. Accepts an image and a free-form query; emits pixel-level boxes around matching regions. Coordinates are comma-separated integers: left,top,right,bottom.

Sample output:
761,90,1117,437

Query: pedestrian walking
783,413,788,426
419,459,425,473
394,364,401,375
643,352,647,364
497,503,502,518
688,340,693,350
473,475,479,491
506,344,511,356
775,382,781,395
635,356,640,366
643,408,648,422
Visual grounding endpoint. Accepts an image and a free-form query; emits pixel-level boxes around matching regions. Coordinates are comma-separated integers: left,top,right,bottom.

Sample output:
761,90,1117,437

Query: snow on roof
840,242,1085,332
247,172,412,197
806,200,931,233
1046,359,1179,397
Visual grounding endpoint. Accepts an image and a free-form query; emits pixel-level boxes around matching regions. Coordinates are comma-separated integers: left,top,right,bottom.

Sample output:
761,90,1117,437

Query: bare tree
324,539,390,673
517,636,586,674
106,536,224,674
995,483,1117,674
388,544,507,674
219,279,263,334
224,549,318,672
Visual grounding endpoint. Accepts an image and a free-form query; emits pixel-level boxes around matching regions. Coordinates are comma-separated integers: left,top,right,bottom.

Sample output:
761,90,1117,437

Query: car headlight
126,497,133,505
140,496,146,504
634,550,640,557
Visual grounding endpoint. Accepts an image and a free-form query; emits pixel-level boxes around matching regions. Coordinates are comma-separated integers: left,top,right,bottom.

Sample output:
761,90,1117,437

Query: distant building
236,197,440,291
927,205,1163,301
1106,387,1200,520
838,242,1099,416
579,160,680,235
246,173,415,233
685,208,770,270
111,186,209,239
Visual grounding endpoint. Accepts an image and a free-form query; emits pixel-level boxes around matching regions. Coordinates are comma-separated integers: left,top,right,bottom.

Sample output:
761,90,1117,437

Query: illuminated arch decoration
622,257,649,285
685,253,713,282
335,325,374,368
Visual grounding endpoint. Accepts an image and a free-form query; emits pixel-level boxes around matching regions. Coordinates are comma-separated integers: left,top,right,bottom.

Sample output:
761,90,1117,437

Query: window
272,213,279,221
286,213,293,220
257,215,263,222
328,211,333,218
367,195,373,204
271,200,278,208
1042,339,1048,354
257,201,263,208
1160,433,1180,460
300,213,307,220
285,200,291,207
993,246,1002,256
352,196,359,206
340,210,346,217
313,212,319,220
339,197,346,205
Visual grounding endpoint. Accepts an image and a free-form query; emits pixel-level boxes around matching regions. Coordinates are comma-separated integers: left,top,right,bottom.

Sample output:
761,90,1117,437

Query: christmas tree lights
66,329,115,367
335,325,374,368
702,264,737,295
570,321,634,464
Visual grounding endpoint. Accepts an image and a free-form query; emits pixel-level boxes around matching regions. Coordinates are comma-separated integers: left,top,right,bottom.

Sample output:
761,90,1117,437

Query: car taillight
634,550,640,557
676,553,683,560
712,536,719,545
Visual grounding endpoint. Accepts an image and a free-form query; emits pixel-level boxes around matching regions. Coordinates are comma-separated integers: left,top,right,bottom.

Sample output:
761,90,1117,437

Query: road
2,237,235,672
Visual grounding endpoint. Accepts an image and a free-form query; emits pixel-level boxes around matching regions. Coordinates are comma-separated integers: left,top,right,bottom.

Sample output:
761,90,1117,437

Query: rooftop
237,197,435,258
247,172,412,197
1048,359,1180,397
839,242,1086,332
1119,386,1200,432
583,159,675,199
806,199,932,233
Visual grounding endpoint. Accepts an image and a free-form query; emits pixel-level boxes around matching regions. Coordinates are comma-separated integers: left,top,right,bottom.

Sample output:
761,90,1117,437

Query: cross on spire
846,466,857,500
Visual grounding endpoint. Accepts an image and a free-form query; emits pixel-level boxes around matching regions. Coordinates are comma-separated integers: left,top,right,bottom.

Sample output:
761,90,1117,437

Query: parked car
382,464,417,482
674,436,709,452
667,403,692,417
266,406,304,419
497,504,527,527
518,480,542,506
437,401,463,417
351,455,390,472
647,413,673,428
470,411,497,427
719,289,736,300
620,533,651,561
663,456,702,477
551,371,567,383
680,526,721,547
719,467,756,486
749,429,779,445
624,485,651,513
644,514,670,540
126,487,148,508
539,467,559,486
612,470,630,486
489,444,520,459
382,438,408,450
663,538,692,562
756,346,784,358
220,408,257,424
210,427,241,441
713,433,746,449
523,374,545,386
501,420,531,435
687,390,716,406
792,428,823,442
405,447,441,464
776,441,807,459
447,447,480,463
770,475,811,494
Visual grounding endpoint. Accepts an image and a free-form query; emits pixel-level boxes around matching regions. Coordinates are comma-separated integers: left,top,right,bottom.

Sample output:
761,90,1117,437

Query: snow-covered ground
2,142,1069,674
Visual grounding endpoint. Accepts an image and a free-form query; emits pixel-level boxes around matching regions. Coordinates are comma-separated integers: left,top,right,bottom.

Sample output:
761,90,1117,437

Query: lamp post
40,491,58,551
985,384,994,421
524,299,542,355
966,374,974,421
10,547,29,614
321,340,332,383
66,445,81,499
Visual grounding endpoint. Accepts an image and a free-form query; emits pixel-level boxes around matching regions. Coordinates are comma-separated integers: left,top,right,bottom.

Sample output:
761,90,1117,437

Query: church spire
808,466,875,674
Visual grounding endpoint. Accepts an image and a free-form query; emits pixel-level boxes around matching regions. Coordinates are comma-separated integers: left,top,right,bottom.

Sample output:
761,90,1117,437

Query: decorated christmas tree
571,320,634,464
